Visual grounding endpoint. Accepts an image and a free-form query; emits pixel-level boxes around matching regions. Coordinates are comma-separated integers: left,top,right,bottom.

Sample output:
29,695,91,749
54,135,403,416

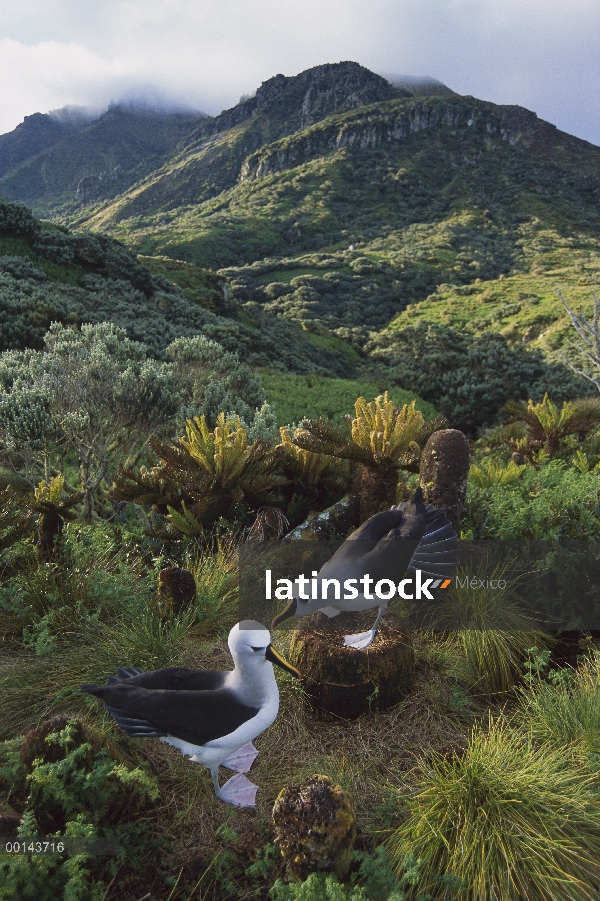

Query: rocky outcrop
239,98,524,182
183,61,403,150
76,165,123,200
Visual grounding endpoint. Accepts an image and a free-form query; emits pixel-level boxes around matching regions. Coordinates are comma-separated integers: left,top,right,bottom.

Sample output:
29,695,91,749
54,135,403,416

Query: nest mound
273,774,356,880
288,628,414,718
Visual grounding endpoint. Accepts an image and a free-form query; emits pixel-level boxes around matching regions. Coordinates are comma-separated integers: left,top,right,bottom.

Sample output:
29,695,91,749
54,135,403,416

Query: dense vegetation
1,59,600,900
1,382,599,898
0,199,354,376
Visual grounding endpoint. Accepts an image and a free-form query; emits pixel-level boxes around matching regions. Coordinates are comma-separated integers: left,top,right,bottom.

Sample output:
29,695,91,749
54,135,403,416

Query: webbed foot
344,630,376,650
217,773,258,807
222,741,259,774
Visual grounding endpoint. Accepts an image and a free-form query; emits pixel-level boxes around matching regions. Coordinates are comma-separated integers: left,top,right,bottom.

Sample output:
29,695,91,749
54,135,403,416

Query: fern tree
113,413,286,535
504,394,600,458
293,393,446,521
0,471,82,560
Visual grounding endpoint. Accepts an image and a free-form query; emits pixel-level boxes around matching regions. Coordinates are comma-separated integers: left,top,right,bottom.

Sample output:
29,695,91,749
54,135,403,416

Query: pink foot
217,773,258,807
222,741,259,773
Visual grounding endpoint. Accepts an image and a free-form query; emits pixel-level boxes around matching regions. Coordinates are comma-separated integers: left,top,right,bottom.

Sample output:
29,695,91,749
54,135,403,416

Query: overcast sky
1,0,599,145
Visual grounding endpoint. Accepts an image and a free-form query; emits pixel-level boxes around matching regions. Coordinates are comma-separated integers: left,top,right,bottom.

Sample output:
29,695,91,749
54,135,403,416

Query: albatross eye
250,646,266,652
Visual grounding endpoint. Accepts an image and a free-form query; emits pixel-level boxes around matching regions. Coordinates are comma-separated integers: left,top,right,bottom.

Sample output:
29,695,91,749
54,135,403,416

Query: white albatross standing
81,621,301,807
271,487,459,649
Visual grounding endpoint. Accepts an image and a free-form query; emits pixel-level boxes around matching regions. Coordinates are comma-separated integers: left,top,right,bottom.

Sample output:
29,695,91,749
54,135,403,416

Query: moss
272,774,357,881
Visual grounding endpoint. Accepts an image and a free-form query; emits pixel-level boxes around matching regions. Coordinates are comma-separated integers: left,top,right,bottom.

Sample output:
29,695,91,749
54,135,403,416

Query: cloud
0,0,598,145
0,39,129,132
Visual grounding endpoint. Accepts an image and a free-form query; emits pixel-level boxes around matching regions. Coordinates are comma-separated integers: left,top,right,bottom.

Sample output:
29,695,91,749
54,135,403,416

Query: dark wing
108,666,229,692
344,487,429,579
82,666,228,694
347,509,405,541
102,685,259,745
402,503,459,580
315,488,458,589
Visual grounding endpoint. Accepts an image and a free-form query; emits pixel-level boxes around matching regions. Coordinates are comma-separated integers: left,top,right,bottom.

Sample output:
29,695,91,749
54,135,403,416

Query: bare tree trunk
353,465,398,523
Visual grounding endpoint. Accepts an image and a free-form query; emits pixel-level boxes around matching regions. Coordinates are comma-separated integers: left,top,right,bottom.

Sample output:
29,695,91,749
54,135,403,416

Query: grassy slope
384,223,600,357
59,94,599,361
260,370,438,425
137,254,227,314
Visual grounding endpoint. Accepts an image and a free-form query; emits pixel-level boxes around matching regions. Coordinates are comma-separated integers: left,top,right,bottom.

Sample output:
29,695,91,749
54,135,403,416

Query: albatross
271,487,458,649
81,621,301,807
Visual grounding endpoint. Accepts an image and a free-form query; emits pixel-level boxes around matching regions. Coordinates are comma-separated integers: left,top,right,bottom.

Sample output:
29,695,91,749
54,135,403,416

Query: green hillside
0,106,206,208
383,225,600,356
1,61,598,432
0,198,353,376
260,370,438,426
62,81,599,354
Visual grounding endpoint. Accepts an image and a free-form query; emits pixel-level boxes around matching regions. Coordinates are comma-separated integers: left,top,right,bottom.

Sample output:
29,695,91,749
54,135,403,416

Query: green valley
1,60,599,428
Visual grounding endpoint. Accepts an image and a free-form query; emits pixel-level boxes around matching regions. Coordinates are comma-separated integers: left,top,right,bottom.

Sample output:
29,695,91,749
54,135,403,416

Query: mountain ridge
0,105,206,206
0,110,92,179
0,62,451,214
1,61,599,389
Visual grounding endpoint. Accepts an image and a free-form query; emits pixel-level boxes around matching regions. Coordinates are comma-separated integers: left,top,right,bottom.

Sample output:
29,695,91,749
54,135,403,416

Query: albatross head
229,621,301,679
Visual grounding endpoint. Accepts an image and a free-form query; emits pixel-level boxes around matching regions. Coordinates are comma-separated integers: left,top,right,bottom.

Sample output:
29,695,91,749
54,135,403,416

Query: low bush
0,717,161,901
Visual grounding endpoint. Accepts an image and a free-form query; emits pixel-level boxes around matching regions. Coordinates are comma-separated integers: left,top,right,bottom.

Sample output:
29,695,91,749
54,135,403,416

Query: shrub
369,322,592,434
0,322,177,519
463,458,600,540
165,334,267,428
0,718,161,901
515,649,600,757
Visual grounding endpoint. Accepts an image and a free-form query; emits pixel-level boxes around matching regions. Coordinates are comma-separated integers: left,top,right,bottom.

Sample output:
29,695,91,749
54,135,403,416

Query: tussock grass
0,531,241,739
184,538,239,639
515,650,600,756
434,555,550,694
388,716,600,901
0,610,195,739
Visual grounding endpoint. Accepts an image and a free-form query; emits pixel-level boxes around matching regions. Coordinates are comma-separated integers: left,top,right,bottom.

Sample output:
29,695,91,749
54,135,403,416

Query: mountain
0,105,206,208
1,62,598,409
0,108,95,179
58,67,598,349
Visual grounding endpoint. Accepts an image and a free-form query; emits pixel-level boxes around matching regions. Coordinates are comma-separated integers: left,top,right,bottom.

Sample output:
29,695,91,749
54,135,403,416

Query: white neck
226,657,277,706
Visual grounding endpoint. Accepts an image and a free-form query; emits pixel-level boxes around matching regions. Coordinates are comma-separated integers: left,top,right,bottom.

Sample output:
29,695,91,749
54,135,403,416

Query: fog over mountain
0,0,598,145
